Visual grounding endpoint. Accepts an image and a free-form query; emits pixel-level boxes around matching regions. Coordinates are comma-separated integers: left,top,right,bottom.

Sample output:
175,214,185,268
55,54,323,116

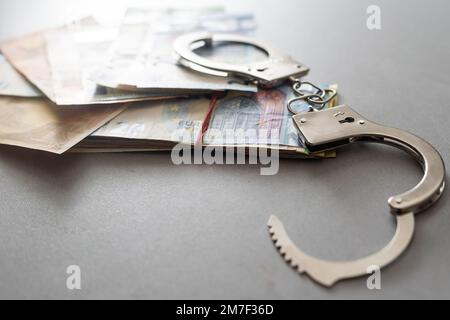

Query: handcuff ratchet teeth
272,105,445,287
174,32,446,287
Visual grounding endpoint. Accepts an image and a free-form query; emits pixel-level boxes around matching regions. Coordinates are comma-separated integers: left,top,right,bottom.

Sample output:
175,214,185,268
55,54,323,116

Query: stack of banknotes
0,7,337,158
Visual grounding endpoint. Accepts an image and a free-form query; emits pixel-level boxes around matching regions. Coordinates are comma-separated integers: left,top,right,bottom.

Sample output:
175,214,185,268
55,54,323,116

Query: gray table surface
0,0,449,299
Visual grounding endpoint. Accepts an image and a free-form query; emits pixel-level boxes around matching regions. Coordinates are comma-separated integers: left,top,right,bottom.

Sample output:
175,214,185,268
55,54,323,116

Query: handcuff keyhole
339,117,355,124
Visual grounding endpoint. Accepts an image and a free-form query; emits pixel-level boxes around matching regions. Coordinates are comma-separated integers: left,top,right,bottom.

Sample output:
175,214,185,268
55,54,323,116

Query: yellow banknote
0,96,126,153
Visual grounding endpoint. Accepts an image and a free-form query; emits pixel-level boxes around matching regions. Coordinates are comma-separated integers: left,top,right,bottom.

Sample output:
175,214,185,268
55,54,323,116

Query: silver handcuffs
174,32,309,87
174,32,446,287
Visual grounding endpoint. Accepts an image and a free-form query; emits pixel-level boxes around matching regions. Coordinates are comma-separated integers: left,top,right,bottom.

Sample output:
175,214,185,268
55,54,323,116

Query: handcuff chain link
287,77,338,114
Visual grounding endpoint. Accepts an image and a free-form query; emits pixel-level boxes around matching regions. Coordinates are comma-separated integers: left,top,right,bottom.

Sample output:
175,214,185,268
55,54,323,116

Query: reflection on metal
268,105,445,287
174,32,309,88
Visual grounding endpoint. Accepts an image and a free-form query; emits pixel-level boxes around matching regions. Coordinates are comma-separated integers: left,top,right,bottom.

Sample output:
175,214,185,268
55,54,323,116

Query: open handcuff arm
293,105,446,216
174,32,446,287
266,105,446,287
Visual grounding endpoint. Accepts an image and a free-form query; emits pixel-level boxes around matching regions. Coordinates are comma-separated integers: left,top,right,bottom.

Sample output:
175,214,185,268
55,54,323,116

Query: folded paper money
73,84,338,158
0,96,126,153
0,7,336,160
89,8,258,93
0,17,179,106
0,54,42,97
